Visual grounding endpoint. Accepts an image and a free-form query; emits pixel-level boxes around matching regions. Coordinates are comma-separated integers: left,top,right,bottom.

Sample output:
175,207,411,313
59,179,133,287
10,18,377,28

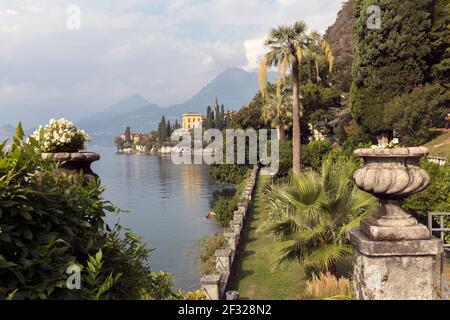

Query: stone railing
427,156,447,166
201,165,259,300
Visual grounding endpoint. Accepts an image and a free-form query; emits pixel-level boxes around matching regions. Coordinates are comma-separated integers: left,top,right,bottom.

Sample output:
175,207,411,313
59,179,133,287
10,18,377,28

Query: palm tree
261,84,292,141
264,158,377,274
305,32,334,85
259,21,309,174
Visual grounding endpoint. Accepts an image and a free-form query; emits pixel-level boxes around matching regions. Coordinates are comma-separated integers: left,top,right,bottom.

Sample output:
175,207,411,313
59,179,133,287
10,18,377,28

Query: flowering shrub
371,138,400,149
31,118,90,153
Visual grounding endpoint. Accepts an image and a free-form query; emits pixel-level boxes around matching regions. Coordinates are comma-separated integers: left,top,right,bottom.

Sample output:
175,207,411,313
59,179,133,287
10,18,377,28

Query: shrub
404,160,450,237
0,124,175,300
277,140,293,177
298,272,352,300
301,140,332,171
209,164,250,185
198,233,226,275
212,195,238,227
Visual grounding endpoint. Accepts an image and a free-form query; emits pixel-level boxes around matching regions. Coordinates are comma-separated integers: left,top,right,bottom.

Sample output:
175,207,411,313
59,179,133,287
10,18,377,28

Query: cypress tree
124,126,132,143
220,104,225,128
166,120,171,138
214,106,221,130
350,0,433,142
159,116,167,143
206,106,214,129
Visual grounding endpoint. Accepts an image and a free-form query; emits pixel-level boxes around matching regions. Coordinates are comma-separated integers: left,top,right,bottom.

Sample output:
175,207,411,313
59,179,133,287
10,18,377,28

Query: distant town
114,97,237,154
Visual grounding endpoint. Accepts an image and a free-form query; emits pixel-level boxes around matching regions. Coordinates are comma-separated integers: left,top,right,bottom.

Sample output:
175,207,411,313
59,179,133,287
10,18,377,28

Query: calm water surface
91,146,223,290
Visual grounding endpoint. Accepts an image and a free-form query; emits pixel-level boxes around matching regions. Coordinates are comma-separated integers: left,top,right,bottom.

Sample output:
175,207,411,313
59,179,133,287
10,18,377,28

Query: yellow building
182,113,205,129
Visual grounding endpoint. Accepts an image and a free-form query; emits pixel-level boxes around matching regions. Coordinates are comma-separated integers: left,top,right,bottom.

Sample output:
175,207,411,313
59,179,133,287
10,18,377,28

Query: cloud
0,0,343,126
242,37,267,71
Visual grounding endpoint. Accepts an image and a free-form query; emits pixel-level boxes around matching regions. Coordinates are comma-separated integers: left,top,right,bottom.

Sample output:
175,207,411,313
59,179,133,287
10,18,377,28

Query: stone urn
353,147,431,241
41,152,100,181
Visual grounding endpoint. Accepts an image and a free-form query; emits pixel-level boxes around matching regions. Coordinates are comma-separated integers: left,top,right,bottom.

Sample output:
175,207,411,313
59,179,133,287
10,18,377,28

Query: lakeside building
182,113,205,129
119,133,145,144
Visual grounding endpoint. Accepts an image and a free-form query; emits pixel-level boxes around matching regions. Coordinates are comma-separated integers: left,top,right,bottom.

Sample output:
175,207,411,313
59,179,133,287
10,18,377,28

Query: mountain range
0,67,275,145
76,67,275,145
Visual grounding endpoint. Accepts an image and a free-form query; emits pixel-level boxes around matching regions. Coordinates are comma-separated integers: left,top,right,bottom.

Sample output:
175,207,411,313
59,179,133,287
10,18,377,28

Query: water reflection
91,147,222,290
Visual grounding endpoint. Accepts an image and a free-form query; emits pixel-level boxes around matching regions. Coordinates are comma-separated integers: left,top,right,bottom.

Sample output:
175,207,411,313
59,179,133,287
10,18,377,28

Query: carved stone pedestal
349,147,441,300
348,229,440,300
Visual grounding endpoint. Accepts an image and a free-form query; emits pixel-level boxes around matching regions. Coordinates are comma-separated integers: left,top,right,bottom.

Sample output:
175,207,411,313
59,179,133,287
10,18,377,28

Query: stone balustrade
201,165,259,300
427,156,447,166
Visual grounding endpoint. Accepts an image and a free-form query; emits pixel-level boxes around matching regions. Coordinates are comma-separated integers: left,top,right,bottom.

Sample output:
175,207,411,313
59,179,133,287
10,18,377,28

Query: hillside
423,131,450,158
324,0,354,92
77,68,275,145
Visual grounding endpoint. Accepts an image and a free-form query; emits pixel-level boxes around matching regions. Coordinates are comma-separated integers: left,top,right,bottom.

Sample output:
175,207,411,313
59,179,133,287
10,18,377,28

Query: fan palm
264,158,378,274
305,32,334,84
261,84,292,140
259,21,309,174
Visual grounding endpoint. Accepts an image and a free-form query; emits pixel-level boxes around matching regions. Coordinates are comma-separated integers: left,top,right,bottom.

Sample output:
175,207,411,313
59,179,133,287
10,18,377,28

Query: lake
91,146,224,291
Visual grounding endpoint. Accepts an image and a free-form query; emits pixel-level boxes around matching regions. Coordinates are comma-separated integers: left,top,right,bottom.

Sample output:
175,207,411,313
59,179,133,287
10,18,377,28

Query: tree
229,92,268,130
174,119,180,130
383,83,450,146
264,158,377,273
261,84,292,140
158,116,167,144
166,120,172,138
206,106,214,129
214,102,222,131
124,126,132,143
350,0,433,143
220,104,225,128
259,21,334,174
428,0,450,84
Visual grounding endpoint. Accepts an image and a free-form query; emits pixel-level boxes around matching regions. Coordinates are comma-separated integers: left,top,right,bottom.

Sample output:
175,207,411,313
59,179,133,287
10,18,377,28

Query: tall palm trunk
278,123,286,141
315,59,321,83
292,61,301,173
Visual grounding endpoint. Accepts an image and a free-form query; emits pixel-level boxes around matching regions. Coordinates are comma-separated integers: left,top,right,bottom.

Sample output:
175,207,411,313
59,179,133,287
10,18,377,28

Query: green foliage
350,0,433,135
429,0,450,83
81,250,122,300
212,194,238,227
324,146,365,173
124,127,132,143
208,164,250,185
301,83,341,136
198,233,226,275
300,140,333,171
0,124,176,300
277,140,293,177
404,160,450,229
383,84,450,146
229,92,268,131
264,158,377,272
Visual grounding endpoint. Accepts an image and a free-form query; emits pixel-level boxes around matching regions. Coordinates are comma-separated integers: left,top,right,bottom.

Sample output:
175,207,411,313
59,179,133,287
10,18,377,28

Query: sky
0,0,343,122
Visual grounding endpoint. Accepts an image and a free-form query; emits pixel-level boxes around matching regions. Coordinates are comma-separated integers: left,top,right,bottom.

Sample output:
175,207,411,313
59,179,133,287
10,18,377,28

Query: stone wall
201,165,259,300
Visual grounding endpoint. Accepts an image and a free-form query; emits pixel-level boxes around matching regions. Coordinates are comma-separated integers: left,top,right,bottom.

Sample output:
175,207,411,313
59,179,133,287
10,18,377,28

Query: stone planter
41,152,100,181
353,147,431,241
349,147,441,300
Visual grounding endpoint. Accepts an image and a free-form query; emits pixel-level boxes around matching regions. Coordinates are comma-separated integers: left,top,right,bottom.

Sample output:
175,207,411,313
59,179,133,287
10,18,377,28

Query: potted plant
31,118,99,179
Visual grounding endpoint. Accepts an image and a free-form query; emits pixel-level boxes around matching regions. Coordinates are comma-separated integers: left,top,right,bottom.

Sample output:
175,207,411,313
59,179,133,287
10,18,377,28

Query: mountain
78,68,274,145
167,67,274,115
0,124,15,142
77,95,165,145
